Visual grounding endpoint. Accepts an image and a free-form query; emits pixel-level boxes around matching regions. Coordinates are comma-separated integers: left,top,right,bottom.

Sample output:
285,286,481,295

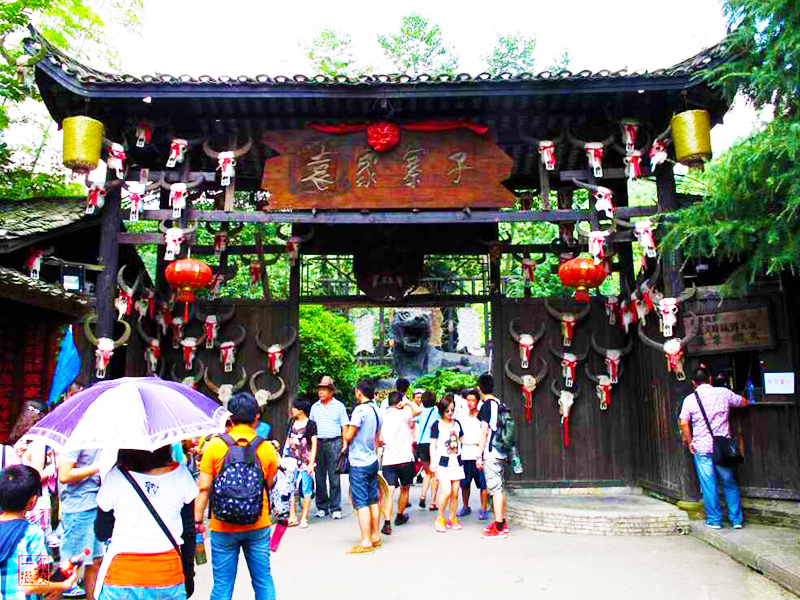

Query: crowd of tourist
0,371,511,599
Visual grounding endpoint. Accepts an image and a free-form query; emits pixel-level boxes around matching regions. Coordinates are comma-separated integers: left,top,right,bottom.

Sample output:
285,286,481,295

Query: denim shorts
461,460,487,490
61,507,105,560
298,470,314,498
349,461,379,509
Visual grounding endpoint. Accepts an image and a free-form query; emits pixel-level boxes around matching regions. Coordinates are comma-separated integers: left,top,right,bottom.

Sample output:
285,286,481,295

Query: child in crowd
283,398,318,529
430,394,465,533
0,465,77,599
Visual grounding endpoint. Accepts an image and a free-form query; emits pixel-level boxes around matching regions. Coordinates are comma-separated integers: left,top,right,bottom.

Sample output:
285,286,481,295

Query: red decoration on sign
366,122,401,152
558,257,608,302
306,120,489,153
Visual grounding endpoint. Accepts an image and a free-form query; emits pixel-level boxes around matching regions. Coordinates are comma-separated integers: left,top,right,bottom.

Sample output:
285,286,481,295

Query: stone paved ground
193,480,798,600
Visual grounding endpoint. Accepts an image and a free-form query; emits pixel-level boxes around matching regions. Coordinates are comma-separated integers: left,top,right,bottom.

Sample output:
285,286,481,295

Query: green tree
377,13,459,76
661,0,800,292
299,305,356,402
483,33,538,75
302,28,369,78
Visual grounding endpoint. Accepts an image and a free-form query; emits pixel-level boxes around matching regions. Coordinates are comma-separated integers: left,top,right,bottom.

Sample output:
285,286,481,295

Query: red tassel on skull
213,232,228,256
135,122,152,148
86,184,106,215
623,151,643,181
249,259,262,286
605,296,619,326
217,151,236,186
588,231,610,265
538,141,557,171
633,220,657,267
164,228,183,260
558,391,575,447
286,236,302,267
621,120,639,154
561,354,577,388
592,187,615,219
650,141,668,170
521,374,537,426
107,143,127,179
167,139,188,168
169,183,187,219
560,317,576,347
583,143,605,178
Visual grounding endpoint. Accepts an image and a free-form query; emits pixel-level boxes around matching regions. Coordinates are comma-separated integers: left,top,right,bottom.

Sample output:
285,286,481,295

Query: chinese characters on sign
684,307,774,355
18,555,49,586
262,129,515,210
763,373,794,395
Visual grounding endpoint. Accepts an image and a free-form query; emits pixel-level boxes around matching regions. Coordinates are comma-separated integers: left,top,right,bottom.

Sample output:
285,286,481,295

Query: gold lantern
671,110,711,168
62,116,104,174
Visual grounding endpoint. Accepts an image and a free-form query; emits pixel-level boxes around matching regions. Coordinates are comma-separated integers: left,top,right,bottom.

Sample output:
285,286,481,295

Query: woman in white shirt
430,394,465,533
94,446,197,599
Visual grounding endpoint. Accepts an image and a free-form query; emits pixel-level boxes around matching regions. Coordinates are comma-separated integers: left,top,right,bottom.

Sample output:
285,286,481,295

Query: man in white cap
309,375,349,519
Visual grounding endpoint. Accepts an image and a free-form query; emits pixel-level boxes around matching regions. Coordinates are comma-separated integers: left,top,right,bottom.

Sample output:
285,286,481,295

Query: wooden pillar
92,185,122,383
608,180,635,288
656,167,684,297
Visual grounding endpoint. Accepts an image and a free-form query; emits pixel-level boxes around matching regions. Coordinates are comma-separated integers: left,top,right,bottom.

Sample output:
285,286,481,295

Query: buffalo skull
638,316,698,381
550,381,580,448
255,326,298,375
83,315,131,379
204,366,248,407
549,340,588,389
219,325,247,373
250,372,287,408
545,298,592,348
504,358,548,426
591,333,632,384
509,318,545,369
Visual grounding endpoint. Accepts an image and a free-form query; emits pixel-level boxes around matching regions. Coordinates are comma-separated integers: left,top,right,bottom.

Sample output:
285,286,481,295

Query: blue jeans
349,460,379,509
100,583,185,599
61,507,105,559
210,527,275,600
693,453,743,527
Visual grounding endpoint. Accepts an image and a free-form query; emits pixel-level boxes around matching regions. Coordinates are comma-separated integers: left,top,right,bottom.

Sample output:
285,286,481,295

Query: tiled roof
0,265,89,316
0,198,92,242
28,27,732,89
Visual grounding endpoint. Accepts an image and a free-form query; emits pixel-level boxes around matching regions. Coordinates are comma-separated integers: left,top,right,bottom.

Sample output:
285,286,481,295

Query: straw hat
317,376,336,391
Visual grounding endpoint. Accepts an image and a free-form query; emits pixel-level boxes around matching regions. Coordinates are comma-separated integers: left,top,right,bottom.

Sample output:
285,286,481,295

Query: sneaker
705,523,722,529
62,586,86,599
429,504,438,512
394,513,409,526
732,524,743,530
450,518,463,530
478,509,490,521
456,506,471,517
331,510,343,520
316,510,327,519
418,498,426,509
482,523,508,539
299,519,309,529
435,517,447,533
381,521,392,535
445,519,453,529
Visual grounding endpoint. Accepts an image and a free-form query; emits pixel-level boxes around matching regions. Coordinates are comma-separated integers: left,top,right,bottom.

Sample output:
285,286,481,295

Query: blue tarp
47,326,81,406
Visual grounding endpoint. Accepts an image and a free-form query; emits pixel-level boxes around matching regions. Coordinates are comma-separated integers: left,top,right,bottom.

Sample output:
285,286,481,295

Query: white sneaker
316,510,327,519
331,510,343,519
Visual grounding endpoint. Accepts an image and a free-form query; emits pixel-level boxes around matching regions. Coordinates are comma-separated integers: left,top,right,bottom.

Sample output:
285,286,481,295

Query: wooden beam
93,185,122,381
306,294,492,307
128,170,217,183
137,206,658,225
559,167,652,181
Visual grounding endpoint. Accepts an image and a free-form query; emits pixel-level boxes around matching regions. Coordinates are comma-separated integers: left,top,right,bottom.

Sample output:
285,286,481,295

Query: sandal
371,538,382,548
429,504,438,512
287,518,299,527
346,543,374,554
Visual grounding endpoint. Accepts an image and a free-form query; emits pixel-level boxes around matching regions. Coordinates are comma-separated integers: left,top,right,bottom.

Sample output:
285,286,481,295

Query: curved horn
231,324,247,347
130,270,143,296
509,318,521,342
182,220,198,236
585,363,601,384
269,376,286,401
117,265,133,295
172,359,205,386
254,329,271,353
228,223,245,237
550,379,562,398
194,304,207,322
516,124,540,146
203,366,219,393
113,320,132,348
571,178,602,193
278,326,298,351
620,336,634,356
638,322,665,351
261,253,282,266
573,343,589,361
160,175,204,191
591,333,608,357
202,139,220,160
533,357,548,383
655,126,671,142
549,339,566,360
531,321,546,345
544,298,564,321
566,129,587,148
680,312,700,347
205,222,220,235
274,224,290,241
614,217,633,229
297,225,315,243
677,284,696,303
159,220,169,234
233,366,248,391
232,136,253,158
194,330,207,348
83,315,99,346
575,221,592,239
136,319,156,345
219,304,236,323
504,359,523,384
575,302,592,323
249,370,265,396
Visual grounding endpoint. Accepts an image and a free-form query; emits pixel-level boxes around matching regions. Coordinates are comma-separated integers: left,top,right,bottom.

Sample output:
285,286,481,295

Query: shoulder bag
121,469,195,598
693,391,744,467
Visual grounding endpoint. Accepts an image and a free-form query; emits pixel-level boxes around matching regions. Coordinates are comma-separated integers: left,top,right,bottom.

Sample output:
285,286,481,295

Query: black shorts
460,459,487,490
382,462,415,487
415,443,431,463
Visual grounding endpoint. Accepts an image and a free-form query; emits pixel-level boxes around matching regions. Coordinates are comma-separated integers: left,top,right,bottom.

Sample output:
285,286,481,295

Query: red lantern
165,258,213,321
366,122,401,153
558,257,608,303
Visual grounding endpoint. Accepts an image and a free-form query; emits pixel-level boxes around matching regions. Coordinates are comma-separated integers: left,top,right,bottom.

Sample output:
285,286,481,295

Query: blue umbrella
29,377,229,452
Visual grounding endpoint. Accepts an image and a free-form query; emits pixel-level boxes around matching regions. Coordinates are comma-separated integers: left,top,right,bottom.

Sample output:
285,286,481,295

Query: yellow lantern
62,116,104,174
671,110,712,168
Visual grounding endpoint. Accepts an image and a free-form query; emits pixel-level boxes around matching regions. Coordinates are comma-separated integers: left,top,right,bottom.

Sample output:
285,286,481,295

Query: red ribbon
521,387,533,425
562,417,570,447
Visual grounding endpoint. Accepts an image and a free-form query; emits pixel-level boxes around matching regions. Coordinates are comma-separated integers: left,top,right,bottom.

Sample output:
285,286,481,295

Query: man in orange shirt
195,393,279,600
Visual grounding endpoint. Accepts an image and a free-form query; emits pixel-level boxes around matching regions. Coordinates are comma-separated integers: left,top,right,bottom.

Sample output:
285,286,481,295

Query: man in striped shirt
679,365,749,530
309,376,349,519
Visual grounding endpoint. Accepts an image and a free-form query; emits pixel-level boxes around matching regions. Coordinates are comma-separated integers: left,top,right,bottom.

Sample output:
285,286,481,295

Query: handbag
694,391,744,467
335,451,350,475
121,469,195,598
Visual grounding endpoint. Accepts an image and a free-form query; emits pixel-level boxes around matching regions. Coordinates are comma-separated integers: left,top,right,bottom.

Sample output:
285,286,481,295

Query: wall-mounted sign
260,128,515,210
764,372,794,395
684,306,774,355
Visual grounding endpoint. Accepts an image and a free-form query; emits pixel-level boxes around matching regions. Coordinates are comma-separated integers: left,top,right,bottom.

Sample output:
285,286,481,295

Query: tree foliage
302,28,368,78
483,33,538,75
377,13,459,76
298,305,356,400
662,0,800,293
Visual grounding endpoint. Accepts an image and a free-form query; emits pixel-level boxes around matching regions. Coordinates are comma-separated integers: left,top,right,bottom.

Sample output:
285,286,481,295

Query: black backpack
211,434,266,525
491,400,517,456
